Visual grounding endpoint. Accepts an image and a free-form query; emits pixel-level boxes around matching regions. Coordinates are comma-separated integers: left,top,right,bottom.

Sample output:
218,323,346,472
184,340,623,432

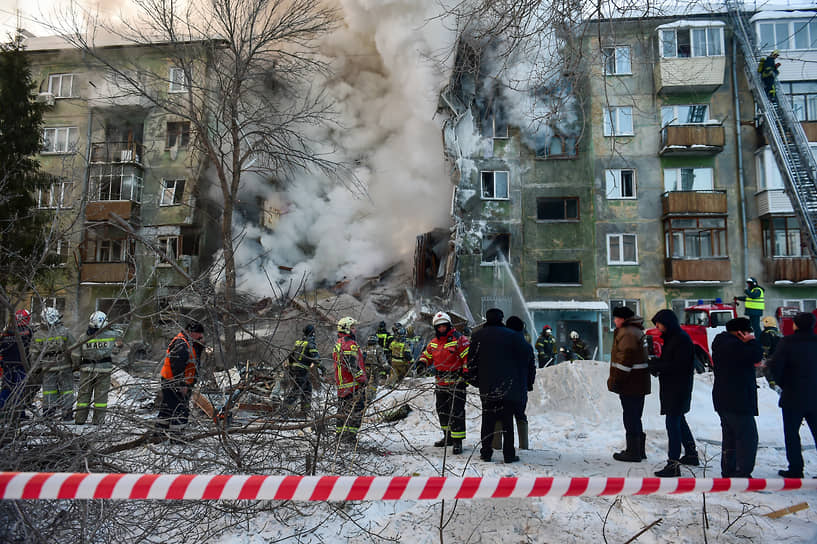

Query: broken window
602,46,631,75
157,236,179,264
160,179,186,206
481,233,510,264
605,169,636,199
607,233,638,265
481,171,509,199
537,197,579,221
166,122,190,149
537,261,581,284
42,127,79,153
169,67,189,93
48,73,76,98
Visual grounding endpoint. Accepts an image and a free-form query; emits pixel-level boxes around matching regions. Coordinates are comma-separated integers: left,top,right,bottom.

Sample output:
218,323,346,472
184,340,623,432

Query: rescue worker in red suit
157,321,204,437
333,316,367,442
419,311,470,454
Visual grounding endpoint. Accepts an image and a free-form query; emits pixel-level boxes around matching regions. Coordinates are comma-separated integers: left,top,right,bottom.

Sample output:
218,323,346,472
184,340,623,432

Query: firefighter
75,311,122,425
156,321,204,437
419,311,470,454
569,330,590,361
387,325,413,386
362,334,388,407
736,277,765,337
0,310,33,418
535,325,556,368
758,50,780,101
31,307,76,420
284,324,321,415
333,316,367,442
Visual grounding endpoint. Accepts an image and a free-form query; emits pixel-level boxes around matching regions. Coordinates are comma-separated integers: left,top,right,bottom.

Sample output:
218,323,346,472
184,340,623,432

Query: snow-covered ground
213,361,817,543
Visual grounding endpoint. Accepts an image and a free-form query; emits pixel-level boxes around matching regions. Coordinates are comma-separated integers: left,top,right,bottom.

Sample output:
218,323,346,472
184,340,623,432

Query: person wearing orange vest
333,316,367,443
156,321,204,437
419,311,470,454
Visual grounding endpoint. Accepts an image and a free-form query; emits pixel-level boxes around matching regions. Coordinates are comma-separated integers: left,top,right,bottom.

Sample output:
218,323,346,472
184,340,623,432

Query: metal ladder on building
726,1,817,261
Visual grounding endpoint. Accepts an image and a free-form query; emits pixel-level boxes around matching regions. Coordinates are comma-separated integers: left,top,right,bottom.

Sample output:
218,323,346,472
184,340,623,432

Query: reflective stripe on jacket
333,334,366,397
291,337,319,370
419,329,469,386
744,286,765,311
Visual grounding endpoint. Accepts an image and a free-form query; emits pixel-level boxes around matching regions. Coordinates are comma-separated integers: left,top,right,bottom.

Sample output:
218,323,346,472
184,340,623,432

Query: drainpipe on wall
732,35,749,282
75,108,93,324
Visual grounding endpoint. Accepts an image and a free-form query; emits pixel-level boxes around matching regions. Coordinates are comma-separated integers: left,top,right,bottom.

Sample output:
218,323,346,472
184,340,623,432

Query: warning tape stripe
1,473,815,500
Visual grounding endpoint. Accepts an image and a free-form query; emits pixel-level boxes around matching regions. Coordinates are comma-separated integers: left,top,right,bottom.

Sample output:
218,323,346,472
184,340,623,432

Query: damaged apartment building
439,5,817,359
24,34,219,339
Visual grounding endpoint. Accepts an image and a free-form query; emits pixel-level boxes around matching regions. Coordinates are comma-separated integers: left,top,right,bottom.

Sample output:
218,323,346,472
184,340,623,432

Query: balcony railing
654,56,725,94
85,200,138,222
659,124,724,156
763,257,817,283
665,257,731,282
80,262,134,283
90,141,144,165
662,190,727,215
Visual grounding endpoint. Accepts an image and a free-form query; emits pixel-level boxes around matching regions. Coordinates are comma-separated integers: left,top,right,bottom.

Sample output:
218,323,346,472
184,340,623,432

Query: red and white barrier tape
1,473,815,501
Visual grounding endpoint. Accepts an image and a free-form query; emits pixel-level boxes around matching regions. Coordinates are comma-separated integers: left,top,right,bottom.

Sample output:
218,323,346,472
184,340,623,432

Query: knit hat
793,312,816,332
725,317,753,332
612,306,635,319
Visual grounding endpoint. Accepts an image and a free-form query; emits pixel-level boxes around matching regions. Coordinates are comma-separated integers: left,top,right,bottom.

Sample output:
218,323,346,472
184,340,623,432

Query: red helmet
15,309,31,326
542,325,552,332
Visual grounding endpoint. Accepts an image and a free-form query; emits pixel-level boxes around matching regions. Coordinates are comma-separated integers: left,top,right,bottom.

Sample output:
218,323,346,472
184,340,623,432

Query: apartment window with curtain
663,167,713,192
664,217,727,258
602,46,631,75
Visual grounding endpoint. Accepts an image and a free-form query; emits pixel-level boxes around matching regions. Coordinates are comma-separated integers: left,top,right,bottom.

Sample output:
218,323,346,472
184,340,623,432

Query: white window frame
609,299,640,330
663,167,714,192
661,104,710,126
169,67,189,93
42,127,78,154
758,20,817,52
50,239,69,267
607,233,638,265
160,179,186,206
602,46,631,75
47,73,76,98
602,107,633,136
37,179,73,209
783,299,817,312
659,26,724,58
605,169,637,199
480,171,509,200
157,236,179,266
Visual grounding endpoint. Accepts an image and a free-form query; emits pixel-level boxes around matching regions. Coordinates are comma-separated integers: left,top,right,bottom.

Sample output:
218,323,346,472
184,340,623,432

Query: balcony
80,262,134,283
756,189,794,216
91,141,144,165
85,200,137,221
659,124,724,156
662,190,727,216
665,258,731,282
763,257,817,283
654,56,725,94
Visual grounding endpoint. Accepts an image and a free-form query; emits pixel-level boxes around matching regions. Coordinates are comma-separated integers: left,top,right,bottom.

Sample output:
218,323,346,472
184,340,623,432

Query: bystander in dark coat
767,312,817,478
469,308,530,463
505,316,535,449
711,317,763,477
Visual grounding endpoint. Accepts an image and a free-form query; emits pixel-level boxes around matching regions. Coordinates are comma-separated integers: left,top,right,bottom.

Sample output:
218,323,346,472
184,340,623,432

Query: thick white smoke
232,0,459,293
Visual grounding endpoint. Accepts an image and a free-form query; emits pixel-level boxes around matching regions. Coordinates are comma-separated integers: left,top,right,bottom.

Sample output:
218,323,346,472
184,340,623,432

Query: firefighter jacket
758,56,780,84
290,335,320,371
389,339,413,365
79,327,120,373
333,333,366,398
31,324,76,371
535,333,556,365
571,339,590,360
0,326,32,367
607,316,651,397
419,329,470,386
363,344,388,377
160,332,198,387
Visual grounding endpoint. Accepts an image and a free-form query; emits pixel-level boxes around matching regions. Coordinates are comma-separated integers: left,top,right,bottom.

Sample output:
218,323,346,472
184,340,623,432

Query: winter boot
679,451,700,466
655,460,681,478
452,439,463,455
517,419,529,450
640,432,647,460
613,434,642,462
778,468,804,478
492,422,503,450
434,431,450,447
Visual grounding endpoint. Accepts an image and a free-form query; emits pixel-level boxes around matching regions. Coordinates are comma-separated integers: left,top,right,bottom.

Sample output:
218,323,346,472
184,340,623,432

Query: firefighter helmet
746,276,758,287
42,307,61,326
367,334,377,345
337,316,357,335
570,330,579,340
89,311,108,329
15,309,31,327
303,324,315,336
542,325,552,333
761,316,777,328
432,311,452,327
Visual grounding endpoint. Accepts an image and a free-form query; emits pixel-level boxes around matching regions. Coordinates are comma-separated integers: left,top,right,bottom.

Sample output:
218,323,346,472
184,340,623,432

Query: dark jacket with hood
468,310,530,405
767,328,817,413
649,309,694,415
607,315,650,396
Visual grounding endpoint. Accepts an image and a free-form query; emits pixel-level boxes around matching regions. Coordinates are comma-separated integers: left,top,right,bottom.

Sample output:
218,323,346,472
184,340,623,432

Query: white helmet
42,307,61,326
89,311,108,329
432,311,452,327
569,330,579,340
